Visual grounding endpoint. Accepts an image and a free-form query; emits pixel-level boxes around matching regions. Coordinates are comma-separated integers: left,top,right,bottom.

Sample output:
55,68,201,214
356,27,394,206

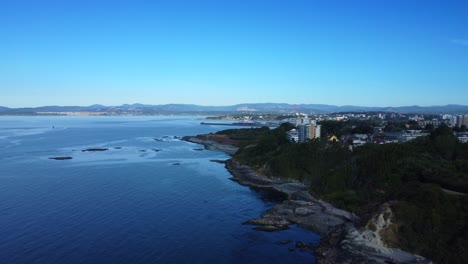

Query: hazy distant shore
2,102,468,116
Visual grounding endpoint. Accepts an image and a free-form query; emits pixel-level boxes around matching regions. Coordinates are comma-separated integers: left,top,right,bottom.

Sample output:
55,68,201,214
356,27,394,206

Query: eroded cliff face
373,204,400,248
351,203,399,253
323,202,434,264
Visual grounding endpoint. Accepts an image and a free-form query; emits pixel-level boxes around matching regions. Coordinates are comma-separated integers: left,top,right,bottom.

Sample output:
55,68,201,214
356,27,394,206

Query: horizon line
1,102,468,109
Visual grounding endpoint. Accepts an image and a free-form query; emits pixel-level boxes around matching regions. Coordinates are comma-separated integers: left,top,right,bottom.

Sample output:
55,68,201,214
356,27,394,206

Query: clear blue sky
1,0,467,107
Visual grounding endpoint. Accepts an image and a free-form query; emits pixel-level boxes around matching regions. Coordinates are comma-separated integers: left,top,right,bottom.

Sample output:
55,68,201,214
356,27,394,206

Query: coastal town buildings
287,115,321,142
463,114,468,127
297,123,321,142
297,125,308,143
409,115,424,122
456,132,468,143
315,124,321,139
449,115,458,127
418,120,441,128
398,131,430,142
297,116,321,142
295,115,310,126
455,115,462,127
449,115,468,128
287,129,299,142
217,112,468,146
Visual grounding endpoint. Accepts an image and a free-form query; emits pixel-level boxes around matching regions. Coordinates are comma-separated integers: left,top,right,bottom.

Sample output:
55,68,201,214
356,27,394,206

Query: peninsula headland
184,123,468,263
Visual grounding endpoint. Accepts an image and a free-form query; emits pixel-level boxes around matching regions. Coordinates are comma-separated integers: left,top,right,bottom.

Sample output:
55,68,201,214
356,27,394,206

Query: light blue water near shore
0,116,319,264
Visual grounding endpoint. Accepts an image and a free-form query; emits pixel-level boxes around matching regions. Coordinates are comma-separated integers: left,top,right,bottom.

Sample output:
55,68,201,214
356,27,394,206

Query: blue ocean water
0,116,319,264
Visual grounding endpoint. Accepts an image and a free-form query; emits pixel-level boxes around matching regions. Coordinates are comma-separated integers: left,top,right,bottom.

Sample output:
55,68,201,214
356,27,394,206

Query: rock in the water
279,239,293,245
295,241,314,250
193,148,204,151
49,157,72,160
172,163,181,166
114,147,122,149
254,225,289,232
244,217,290,226
81,148,108,152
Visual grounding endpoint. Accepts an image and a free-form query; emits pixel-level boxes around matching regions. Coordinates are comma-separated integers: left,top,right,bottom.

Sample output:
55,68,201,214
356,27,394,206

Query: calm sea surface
0,116,318,264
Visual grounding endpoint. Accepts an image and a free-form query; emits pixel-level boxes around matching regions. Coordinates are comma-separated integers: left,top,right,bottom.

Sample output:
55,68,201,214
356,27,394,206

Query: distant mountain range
1,103,468,115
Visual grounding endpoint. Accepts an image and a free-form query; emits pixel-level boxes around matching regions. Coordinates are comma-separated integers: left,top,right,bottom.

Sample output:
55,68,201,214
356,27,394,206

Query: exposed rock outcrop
182,136,239,156
226,159,432,264
183,134,432,263
49,156,73,160
81,148,108,152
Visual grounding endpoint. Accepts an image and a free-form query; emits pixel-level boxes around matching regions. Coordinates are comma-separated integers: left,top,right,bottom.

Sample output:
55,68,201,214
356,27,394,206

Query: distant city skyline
1,0,467,108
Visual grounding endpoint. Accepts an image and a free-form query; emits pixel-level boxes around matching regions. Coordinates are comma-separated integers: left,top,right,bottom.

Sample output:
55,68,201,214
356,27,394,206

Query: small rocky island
81,148,109,152
49,156,73,160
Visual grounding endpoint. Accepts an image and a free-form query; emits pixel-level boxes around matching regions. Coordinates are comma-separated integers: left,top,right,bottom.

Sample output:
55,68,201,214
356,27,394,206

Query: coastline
181,135,239,156
183,135,432,264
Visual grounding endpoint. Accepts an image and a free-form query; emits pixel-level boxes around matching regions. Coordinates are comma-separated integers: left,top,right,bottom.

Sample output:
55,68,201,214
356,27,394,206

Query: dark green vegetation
214,126,291,148
219,123,468,263
319,120,381,137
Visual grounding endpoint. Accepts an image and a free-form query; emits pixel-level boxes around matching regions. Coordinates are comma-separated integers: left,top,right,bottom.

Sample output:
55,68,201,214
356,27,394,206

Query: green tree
424,123,435,132
430,125,458,160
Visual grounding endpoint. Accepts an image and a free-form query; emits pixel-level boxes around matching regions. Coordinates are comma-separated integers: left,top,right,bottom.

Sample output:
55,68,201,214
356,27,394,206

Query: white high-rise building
314,125,321,139
451,115,458,127
295,115,310,126
297,123,321,142
463,114,468,127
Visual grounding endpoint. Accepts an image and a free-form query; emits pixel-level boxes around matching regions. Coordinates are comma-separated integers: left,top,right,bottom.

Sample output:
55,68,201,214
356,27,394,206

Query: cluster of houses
311,112,393,122
300,112,468,128
457,132,468,143
412,115,468,129
340,131,429,148
340,131,468,148
285,114,468,148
